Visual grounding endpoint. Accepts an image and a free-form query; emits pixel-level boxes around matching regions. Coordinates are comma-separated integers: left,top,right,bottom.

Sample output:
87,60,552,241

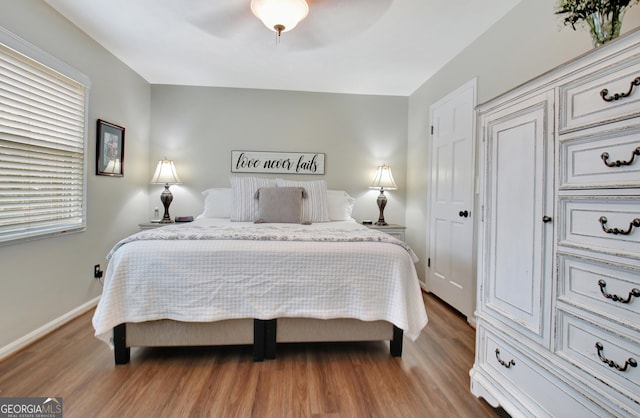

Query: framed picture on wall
96,119,124,176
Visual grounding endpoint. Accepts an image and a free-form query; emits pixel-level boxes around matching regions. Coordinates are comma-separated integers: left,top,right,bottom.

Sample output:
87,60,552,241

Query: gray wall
149,86,408,224
406,0,640,291
0,1,150,350
2,0,639,352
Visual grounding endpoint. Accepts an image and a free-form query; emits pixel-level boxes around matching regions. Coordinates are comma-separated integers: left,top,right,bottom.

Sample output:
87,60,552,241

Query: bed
92,179,428,364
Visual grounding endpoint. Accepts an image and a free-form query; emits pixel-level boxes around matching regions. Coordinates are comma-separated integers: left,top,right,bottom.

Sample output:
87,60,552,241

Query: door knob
459,210,469,218
542,216,552,223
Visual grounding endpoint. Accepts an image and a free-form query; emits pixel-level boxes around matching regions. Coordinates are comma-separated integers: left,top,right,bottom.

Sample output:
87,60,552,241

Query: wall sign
231,151,325,175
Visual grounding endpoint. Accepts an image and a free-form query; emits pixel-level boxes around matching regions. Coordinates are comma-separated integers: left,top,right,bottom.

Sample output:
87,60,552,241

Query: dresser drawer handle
595,342,638,372
599,216,640,236
600,77,640,102
598,279,640,304
600,146,640,168
495,348,515,368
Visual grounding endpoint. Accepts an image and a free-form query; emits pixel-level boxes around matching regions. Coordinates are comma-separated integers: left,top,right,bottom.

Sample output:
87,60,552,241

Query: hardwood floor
0,292,509,417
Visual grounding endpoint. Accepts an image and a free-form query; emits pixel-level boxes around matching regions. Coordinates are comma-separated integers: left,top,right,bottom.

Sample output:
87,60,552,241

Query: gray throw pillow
254,187,307,224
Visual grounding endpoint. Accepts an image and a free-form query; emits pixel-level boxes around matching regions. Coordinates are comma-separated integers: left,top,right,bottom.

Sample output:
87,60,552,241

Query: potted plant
556,0,640,47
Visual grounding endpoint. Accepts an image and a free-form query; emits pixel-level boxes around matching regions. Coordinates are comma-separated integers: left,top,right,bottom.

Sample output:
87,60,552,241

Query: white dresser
470,29,640,417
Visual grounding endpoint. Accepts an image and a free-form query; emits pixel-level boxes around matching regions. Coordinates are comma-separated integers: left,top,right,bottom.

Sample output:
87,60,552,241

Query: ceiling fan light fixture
250,0,309,35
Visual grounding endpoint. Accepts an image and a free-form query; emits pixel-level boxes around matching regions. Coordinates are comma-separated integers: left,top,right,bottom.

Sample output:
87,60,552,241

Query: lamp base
159,184,174,223
375,190,388,226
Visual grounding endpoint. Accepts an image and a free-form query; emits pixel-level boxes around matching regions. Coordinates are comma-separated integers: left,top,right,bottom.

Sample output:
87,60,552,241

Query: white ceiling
44,0,521,96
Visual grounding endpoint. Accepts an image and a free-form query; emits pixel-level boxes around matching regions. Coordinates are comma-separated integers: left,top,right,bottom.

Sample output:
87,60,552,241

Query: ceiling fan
182,0,393,50
250,0,309,37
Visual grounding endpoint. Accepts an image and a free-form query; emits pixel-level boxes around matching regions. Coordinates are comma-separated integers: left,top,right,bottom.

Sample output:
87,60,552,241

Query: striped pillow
230,176,277,221
276,179,330,223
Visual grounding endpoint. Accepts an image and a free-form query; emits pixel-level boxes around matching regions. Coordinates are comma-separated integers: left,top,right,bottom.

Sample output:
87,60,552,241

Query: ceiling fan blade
184,0,259,40
283,0,393,50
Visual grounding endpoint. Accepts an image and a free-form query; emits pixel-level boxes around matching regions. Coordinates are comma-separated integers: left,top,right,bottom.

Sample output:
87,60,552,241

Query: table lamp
150,158,182,223
369,164,397,226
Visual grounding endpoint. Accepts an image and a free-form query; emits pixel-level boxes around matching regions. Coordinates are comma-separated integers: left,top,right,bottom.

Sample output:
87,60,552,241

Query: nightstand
138,222,171,230
364,224,406,242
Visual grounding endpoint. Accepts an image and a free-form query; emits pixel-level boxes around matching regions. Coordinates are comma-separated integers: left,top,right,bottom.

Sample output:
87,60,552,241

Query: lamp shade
150,159,182,185
369,164,398,190
250,0,309,34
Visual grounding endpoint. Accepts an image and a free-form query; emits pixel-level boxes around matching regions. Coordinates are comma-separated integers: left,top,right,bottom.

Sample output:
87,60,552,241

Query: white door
428,79,476,320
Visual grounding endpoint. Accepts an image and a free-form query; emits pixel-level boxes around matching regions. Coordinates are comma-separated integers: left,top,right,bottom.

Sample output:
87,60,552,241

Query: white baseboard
467,315,477,329
0,296,100,361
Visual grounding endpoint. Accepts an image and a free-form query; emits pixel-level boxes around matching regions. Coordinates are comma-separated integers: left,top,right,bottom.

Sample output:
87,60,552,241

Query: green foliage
556,0,639,29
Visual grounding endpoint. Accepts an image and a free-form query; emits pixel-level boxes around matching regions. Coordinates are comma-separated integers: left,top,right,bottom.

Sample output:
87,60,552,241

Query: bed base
264,318,403,359
113,318,403,365
114,318,262,365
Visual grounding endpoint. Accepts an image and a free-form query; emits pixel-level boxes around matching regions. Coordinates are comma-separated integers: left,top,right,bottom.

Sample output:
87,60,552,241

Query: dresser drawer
559,54,640,133
559,196,640,258
475,325,602,417
559,127,640,189
556,311,639,406
558,254,640,328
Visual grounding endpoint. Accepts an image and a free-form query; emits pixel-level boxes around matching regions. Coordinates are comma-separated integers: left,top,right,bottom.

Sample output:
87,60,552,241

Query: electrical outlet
94,264,103,279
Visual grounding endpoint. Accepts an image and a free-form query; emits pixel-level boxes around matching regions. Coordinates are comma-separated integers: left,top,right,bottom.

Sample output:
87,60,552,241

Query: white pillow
196,188,232,219
230,176,277,221
276,179,330,223
327,190,355,221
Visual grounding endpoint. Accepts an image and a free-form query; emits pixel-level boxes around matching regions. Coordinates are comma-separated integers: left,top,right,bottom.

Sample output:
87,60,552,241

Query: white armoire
470,29,640,417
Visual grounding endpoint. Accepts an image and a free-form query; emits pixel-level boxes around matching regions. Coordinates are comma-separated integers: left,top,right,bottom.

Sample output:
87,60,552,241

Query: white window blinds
0,29,89,244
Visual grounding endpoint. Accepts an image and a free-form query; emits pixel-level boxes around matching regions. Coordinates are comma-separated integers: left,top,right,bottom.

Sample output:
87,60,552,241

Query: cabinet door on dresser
479,90,555,346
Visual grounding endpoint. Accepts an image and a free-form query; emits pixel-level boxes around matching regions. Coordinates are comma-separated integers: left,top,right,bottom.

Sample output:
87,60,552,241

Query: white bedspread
93,219,428,346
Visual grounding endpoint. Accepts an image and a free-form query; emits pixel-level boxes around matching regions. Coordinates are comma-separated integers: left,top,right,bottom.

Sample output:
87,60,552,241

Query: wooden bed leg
253,320,265,362
113,323,130,365
265,319,277,360
390,326,403,357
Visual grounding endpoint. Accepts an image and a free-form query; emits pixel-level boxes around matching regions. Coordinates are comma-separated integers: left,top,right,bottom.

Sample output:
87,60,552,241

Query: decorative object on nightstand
150,158,182,223
174,216,193,223
369,164,397,226
364,223,406,242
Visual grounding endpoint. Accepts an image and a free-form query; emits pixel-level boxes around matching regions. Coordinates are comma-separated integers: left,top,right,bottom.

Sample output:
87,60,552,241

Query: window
0,27,90,244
